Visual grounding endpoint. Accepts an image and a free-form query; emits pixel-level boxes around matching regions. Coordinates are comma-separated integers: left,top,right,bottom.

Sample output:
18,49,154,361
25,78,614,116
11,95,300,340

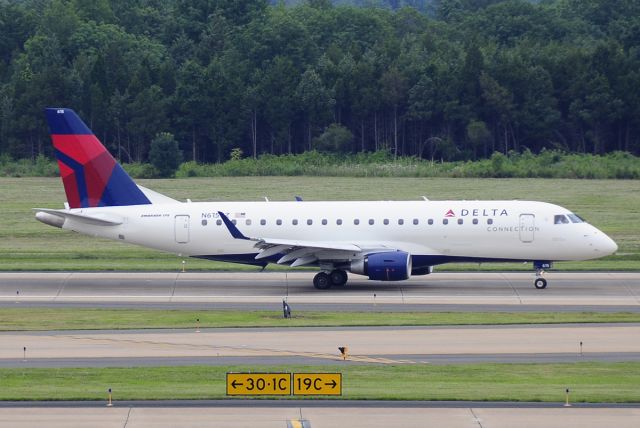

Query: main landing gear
313,269,348,290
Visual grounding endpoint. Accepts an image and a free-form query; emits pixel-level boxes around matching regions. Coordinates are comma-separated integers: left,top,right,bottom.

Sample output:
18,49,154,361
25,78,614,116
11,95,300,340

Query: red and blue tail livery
45,108,150,208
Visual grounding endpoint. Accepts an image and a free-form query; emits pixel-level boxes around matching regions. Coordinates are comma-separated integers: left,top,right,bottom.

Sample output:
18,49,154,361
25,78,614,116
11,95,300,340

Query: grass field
1,176,637,271
0,308,638,331
0,363,638,402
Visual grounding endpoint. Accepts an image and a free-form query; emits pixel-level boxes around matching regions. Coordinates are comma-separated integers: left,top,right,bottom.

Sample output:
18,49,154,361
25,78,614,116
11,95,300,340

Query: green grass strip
0,308,639,331
2,176,638,271
0,363,638,402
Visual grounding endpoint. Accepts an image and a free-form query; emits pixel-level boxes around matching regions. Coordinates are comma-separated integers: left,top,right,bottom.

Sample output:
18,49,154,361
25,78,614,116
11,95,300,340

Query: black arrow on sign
324,380,337,388
231,380,243,388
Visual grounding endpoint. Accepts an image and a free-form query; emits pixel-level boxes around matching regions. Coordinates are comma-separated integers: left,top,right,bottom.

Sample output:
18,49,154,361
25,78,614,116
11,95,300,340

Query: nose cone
589,225,618,256
599,234,618,256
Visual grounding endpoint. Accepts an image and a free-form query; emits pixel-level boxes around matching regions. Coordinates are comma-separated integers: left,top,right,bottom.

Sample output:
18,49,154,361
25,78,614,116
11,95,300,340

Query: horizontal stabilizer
33,208,123,227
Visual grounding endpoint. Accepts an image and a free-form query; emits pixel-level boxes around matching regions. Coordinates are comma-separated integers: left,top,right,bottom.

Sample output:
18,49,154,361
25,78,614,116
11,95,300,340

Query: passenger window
260,219,266,226
487,219,493,225
398,219,404,225
231,219,237,225
201,219,208,226
292,219,298,225
383,219,389,225
413,219,419,225
369,219,374,225
428,219,433,225
245,219,251,226
457,219,463,225
216,219,222,226
354,219,360,225
554,215,570,225
276,219,282,226
322,219,327,225
307,219,313,225
443,219,448,225
337,219,343,225
472,218,478,225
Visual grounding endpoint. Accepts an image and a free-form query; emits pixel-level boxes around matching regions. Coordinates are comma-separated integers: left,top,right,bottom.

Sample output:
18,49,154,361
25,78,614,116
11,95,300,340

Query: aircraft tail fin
45,108,152,208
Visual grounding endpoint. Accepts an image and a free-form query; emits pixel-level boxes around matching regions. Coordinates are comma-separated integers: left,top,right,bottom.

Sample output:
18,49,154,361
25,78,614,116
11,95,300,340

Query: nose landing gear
534,275,547,289
533,261,551,289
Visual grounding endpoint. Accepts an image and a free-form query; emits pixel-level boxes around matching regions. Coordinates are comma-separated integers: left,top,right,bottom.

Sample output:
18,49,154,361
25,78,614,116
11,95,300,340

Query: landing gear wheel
534,278,547,289
329,270,348,287
313,272,331,290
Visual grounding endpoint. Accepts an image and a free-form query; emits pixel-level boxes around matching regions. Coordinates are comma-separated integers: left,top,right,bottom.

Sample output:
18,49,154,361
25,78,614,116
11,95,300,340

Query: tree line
1,0,639,164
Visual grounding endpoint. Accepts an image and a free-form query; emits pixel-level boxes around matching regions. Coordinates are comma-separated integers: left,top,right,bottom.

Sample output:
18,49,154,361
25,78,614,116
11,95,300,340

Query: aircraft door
519,214,535,243
175,215,190,243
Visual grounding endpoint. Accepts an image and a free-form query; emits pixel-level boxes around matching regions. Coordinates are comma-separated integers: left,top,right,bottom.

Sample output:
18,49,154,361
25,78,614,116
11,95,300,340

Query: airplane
35,108,618,290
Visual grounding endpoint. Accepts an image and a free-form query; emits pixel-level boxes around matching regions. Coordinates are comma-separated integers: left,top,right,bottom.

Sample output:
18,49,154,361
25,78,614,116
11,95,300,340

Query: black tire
329,269,348,286
534,278,547,289
313,272,331,290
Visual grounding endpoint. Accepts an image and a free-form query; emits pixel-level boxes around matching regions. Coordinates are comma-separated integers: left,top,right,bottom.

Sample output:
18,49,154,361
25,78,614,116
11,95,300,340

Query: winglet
295,196,303,201
218,211,250,240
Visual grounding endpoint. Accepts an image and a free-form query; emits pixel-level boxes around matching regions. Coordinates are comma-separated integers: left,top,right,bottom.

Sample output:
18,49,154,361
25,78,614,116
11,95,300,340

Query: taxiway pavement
2,324,638,367
0,401,638,428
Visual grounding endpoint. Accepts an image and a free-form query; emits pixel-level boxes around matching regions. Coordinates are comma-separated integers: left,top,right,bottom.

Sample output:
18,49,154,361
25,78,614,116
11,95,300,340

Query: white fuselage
58,200,617,269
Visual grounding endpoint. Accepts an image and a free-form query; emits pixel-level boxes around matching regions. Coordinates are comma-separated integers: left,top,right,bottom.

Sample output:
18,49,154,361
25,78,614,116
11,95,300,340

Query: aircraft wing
217,211,393,266
253,239,364,267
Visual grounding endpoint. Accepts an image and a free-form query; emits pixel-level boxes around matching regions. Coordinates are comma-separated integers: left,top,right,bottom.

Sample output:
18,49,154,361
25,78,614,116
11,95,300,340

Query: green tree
256,56,299,154
0,0,639,162
174,60,208,161
295,68,335,151
380,66,408,157
466,120,491,159
313,123,353,153
149,132,182,178
480,72,514,154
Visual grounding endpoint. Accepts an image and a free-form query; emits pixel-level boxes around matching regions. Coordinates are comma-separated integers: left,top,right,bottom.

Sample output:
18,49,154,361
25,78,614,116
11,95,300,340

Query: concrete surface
1,324,638,366
0,272,639,309
0,405,639,428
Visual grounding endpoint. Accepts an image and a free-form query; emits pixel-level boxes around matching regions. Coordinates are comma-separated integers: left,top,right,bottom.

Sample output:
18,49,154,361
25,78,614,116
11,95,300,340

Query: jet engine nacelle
350,251,412,281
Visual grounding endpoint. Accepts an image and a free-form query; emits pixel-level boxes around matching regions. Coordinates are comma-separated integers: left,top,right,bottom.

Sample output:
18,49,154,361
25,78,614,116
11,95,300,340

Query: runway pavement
0,271,639,311
2,324,639,367
0,402,638,428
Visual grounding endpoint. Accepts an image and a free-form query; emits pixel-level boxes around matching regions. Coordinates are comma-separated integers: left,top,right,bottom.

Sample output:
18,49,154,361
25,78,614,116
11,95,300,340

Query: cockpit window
554,214,570,224
567,213,585,223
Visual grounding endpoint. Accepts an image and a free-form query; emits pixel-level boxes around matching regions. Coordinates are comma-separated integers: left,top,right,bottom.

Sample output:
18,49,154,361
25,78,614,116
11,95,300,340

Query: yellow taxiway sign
226,373,291,396
293,373,342,396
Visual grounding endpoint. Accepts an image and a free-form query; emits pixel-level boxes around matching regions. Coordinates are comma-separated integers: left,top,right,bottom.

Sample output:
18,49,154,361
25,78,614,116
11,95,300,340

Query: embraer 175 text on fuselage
35,108,618,289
